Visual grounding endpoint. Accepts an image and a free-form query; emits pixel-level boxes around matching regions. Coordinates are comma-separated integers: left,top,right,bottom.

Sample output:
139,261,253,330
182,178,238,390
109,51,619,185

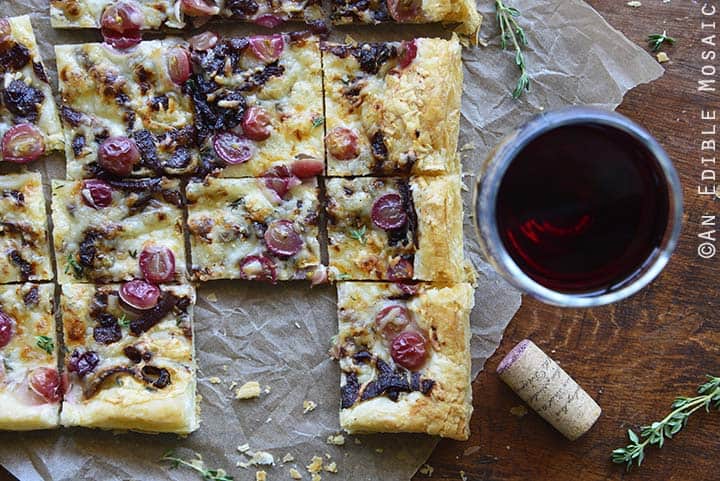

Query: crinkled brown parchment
0,0,662,480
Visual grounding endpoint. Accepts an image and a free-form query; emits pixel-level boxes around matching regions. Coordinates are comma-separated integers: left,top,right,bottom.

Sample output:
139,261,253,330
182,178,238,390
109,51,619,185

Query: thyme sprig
612,375,720,470
35,335,54,355
647,31,676,52
495,0,530,99
348,225,367,244
64,254,83,279
161,450,234,481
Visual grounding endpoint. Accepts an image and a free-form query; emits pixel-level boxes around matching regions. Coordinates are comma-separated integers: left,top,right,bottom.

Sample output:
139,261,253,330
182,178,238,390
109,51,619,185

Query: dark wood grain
419,1,720,480
2,2,717,481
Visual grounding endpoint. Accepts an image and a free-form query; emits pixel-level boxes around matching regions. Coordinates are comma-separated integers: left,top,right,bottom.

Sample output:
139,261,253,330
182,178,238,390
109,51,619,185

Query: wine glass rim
474,106,684,308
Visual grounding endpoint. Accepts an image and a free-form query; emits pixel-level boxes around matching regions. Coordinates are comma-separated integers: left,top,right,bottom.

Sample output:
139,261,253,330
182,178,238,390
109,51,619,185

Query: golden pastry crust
0,284,60,431
330,1,481,43
186,177,322,282
337,282,474,440
50,0,184,29
413,174,466,284
1,16,64,160
190,35,325,178
51,178,187,284
323,37,462,176
0,173,53,283
325,175,465,282
59,283,199,434
56,39,199,179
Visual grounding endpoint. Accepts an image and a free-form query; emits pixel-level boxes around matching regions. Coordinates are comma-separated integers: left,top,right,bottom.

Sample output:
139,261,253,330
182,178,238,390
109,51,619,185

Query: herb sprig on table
647,31,676,52
612,375,720,470
161,450,234,481
495,0,530,99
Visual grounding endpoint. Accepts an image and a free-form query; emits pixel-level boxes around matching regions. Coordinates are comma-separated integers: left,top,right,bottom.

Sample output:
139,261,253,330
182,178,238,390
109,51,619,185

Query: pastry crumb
208,376,222,384
626,0,641,6
460,471,468,481
282,453,295,463
222,364,228,371
657,52,670,63
353,438,362,445
289,468,303,479
229,381,237,391
311,475,321,481
324,461,338,473
303,400,317,413
460,142,476,152
249,451,275,466
206,292,218,302
510,405,528,418
324,453,331,459
306,456,323,473
238,444,251,453
264,385,272,393
256,471,267,481
419,464,434,476
374,448,383,454
294,322,302,329
326,434,345,446
235,381,261,399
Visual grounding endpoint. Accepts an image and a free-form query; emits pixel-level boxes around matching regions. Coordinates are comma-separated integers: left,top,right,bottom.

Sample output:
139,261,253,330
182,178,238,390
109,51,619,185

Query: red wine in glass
474,108,682,306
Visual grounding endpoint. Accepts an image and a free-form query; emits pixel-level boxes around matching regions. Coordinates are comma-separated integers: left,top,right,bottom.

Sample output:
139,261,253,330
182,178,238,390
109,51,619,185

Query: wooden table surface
3,1,718,480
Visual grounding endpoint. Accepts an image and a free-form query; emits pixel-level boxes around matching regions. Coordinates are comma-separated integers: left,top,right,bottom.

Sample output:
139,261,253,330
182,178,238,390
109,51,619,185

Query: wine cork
496,339,601,440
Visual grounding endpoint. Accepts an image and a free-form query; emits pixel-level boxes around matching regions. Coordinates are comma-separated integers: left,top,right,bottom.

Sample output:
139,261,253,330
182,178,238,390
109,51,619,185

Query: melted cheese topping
198,36,325,177
336,282,474,439
323,38,461,176
50,0,184,29
186,177,321,281
218,0,323,22
0,173,53,283
325,177,415,280
60,283,198,433
0,16,64,159
0,283,59,430
56,39,198,179
51,178,187,284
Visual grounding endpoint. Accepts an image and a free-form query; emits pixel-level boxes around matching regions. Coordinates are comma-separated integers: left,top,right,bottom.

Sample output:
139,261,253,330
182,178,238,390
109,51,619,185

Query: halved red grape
167,46,191,85
29,367,62,403
181,0,220,16
98,136,140,176
239,255,277,282
81,179,113,209
0,310,14,348
291,157,324,178
119,279,160,310
387,258,413,281
398,40,417,69
387,0,421,22
264,220,303,257
371,193,407,230
326,127,359,160
391,331,427,370
100,1,144,49
2,124,45,164
139,246,176,283
0,18,12,51
254,14,284,29
213,132,254,165
248,34,285,62
189,31,219,51
375,305,410,340
242,106,272,141
310,265,328,286
264,175,300,200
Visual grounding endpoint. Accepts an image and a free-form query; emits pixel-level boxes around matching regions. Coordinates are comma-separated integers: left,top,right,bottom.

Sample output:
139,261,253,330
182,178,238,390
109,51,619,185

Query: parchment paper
0,0,663,480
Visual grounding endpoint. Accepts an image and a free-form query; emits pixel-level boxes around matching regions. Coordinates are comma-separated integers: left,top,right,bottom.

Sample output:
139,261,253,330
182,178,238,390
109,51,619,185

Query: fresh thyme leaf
2,358,12,372
612,374,720,470
36,335,54,354
128,249,138,259
312,116,324,128
348,225,367,244
161,450,234,481
647,31,676,52
495,0,530,99
118,314,130,328
228,198,244,210
64,254,83,279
